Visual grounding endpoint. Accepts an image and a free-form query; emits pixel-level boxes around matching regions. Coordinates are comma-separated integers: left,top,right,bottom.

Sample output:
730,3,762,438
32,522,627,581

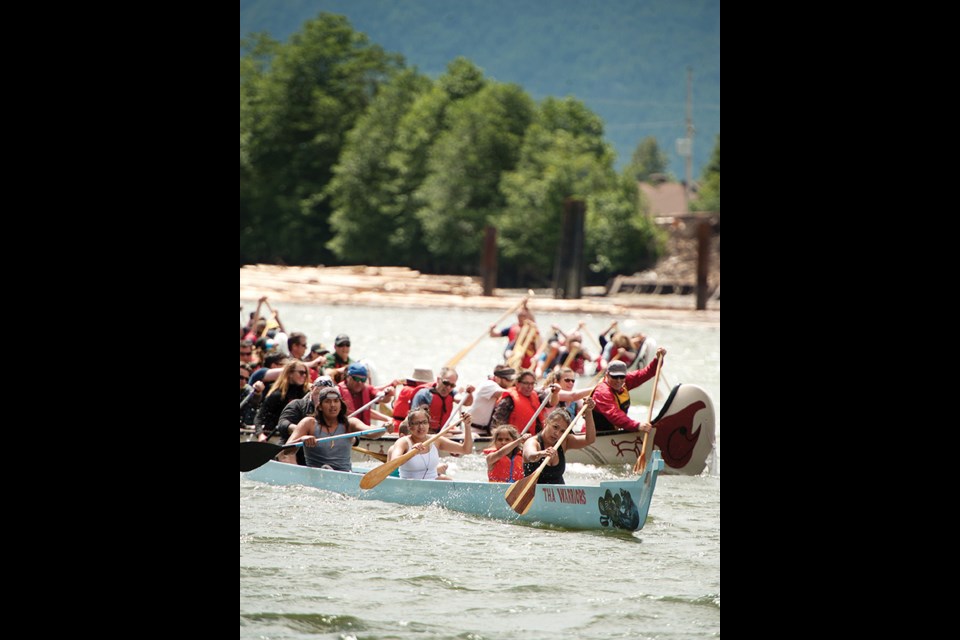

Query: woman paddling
388,406,473,480
522,397,597,485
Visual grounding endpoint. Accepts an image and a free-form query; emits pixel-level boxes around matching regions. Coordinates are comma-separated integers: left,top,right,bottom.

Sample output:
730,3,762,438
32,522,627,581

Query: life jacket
392,382,423,431
503,386,544,434
337,381,373,425
485,449,524,482
423,384,455,433
591,384,631,431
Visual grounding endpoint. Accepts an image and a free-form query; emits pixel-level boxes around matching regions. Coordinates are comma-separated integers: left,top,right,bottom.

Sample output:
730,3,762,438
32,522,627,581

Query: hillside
239,0,720,179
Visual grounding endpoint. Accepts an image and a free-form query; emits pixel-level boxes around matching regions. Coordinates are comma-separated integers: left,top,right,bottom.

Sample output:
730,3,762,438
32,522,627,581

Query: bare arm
557,386,593,403
346,416,377,435
287,417,318,446
523,433,558,466
387,436,412,461
486,434,531,470
564,398,597,450
438,415,473,455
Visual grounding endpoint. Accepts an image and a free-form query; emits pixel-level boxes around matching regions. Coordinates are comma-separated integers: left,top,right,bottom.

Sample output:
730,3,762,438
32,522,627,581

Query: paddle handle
317,427,385,443
634,352,664,474
347,392,386,419
445,298,527,368
518,390,554,436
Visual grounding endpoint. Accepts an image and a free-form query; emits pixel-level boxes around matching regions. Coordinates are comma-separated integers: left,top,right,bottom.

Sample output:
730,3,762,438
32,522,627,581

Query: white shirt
466,378,507,427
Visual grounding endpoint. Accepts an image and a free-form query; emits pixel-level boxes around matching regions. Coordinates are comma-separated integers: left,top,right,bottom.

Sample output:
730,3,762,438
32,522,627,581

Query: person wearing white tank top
390,406,474,480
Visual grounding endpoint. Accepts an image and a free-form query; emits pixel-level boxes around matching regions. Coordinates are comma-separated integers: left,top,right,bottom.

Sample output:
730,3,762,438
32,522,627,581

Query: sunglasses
351,376,367,383
239,351,252,356
338,342,351,347
439,379,455,387
609,375,626,380
239,375,249,381
292,369,308,376
409,420,430,428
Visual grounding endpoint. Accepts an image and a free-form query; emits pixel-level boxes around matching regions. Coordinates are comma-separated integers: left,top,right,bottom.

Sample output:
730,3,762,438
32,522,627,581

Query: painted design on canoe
598,488,640,530
654,400,705,469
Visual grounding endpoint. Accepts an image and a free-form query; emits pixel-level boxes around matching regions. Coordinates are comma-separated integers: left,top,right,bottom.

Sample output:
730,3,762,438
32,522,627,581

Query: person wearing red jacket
591,347,666,431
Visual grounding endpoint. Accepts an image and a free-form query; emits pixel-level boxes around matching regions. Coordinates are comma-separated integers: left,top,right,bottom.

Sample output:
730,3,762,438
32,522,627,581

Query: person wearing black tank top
521,398,597,485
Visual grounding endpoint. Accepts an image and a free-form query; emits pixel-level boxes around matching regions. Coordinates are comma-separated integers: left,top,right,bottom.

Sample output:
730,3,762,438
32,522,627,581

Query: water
240,301,719,638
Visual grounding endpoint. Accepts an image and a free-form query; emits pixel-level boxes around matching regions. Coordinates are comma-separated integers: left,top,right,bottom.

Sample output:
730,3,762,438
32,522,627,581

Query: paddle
240,427,386,472
359,417,465,490
445,297,528,368
519,390,555,436
347,392,386,419
504,401,592,515
634,351,664,474
352,446,387,462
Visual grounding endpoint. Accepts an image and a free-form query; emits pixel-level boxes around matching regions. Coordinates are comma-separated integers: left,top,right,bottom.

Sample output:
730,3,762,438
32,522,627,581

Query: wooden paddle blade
359,460,398,489
504,463,545,515
352,446,387,462
240,441,282,472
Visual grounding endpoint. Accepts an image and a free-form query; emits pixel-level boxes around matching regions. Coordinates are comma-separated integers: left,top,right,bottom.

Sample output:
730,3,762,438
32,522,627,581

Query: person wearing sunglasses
465,364,516,436
254,360,312,442
546,367,593,423
336,362,395,426
491,370,560,435
410,366,474,433
592,347,666,432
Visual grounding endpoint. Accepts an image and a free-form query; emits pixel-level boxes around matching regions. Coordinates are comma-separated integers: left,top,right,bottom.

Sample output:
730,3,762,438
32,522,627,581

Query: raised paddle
518,391,555,436
634,351,664,474
359,417,465,490
240,427,386,472
504,401,593,515
347,392,386,419
445,297,528,368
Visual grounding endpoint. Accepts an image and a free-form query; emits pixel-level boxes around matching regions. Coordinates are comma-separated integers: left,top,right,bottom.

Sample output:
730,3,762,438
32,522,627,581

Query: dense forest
240,7,720,287
240,0,721,179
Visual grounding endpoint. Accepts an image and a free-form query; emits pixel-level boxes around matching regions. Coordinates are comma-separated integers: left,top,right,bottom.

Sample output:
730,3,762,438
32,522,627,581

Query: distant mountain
240,0,720,180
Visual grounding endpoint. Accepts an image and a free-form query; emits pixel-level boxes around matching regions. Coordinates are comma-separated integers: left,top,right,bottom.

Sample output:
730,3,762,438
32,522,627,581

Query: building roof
638,181,689,216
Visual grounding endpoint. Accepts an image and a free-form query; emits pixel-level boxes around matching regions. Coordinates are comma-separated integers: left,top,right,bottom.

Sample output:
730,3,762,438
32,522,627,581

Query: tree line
241,13,718,287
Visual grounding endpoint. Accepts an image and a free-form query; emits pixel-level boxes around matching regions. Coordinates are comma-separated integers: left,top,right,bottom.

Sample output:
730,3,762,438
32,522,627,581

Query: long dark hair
316,389,348,426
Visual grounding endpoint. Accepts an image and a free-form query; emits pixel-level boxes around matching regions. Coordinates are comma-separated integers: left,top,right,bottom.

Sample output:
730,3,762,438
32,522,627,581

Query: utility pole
676,68,695,206
684,67,694,202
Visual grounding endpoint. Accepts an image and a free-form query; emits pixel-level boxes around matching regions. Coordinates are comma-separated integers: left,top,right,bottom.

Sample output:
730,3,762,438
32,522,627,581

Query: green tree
586,174,664,282
622,136,670,182
498,97,662,286
240,13,402,265
415,82,535,273
325,69,432,265
691,134,719,212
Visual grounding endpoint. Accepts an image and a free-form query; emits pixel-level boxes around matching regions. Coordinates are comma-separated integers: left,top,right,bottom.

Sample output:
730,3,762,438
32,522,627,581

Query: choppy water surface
240,302,719,639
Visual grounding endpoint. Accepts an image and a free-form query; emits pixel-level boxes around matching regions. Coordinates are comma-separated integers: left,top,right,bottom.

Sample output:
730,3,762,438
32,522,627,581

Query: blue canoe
242,452,664,533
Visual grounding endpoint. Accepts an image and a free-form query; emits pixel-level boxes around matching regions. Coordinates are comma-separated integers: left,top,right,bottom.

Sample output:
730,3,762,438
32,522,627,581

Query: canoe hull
243,452,664,533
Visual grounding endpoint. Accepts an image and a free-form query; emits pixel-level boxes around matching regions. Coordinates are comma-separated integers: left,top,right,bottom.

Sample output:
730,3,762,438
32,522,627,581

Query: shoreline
240,264,720,327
